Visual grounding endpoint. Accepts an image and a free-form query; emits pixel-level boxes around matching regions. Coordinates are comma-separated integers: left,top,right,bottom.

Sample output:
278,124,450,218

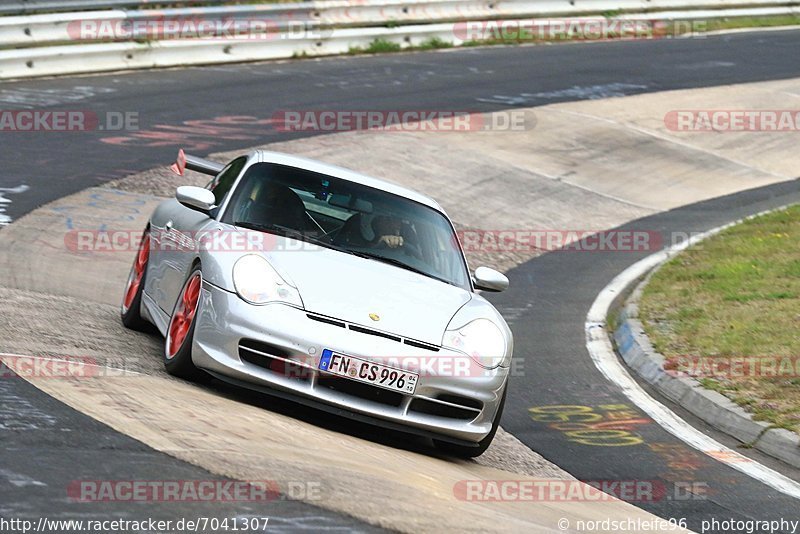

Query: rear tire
121,230,151,331
164,267,206,381
434,386,507,458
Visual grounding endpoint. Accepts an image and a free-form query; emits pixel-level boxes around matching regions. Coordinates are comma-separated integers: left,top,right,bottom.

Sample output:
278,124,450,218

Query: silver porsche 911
121,149,513,457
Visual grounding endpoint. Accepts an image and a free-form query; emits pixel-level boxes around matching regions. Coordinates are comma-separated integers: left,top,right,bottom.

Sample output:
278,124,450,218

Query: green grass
639,205,800,434
347,37,452,55
348,38,402,55
417,37,453,50
702,15,800,32
364,39,401,53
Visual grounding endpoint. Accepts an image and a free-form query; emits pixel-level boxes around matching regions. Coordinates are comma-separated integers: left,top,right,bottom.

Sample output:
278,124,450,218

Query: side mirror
473,266,509,292
176,186,215,213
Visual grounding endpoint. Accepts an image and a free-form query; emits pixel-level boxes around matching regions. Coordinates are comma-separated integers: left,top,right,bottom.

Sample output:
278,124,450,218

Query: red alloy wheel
123,234,150,311
167,273,202,359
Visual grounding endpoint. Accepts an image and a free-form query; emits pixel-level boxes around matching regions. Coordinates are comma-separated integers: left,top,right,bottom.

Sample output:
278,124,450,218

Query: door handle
165,220,173,231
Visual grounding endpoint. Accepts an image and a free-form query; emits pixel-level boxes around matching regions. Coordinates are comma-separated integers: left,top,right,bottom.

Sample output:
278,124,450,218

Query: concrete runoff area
2,77,800,531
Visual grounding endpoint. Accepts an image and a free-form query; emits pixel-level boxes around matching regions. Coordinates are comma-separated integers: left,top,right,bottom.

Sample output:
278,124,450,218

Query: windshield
221,162,471,290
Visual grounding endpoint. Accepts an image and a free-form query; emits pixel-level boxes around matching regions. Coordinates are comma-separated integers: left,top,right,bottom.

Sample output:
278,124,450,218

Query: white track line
585,205,800,500
0,185,29,226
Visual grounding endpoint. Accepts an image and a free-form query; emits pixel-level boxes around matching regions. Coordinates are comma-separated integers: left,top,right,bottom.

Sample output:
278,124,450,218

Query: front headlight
442,318,506,369
232,254,303,307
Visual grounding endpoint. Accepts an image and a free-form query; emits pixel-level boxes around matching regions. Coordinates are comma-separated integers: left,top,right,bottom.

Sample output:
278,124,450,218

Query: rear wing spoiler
170,149,225,177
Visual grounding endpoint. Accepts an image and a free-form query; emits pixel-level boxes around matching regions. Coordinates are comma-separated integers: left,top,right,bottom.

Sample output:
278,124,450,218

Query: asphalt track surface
491,181,800,533
3,30,800,217
2,29,800,532
0,361,382,532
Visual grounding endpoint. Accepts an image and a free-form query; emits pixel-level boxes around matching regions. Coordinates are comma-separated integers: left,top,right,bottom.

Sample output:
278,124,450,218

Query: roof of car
255,150,445,213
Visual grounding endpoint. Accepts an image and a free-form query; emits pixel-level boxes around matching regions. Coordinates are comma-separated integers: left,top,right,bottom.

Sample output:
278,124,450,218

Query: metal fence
3,0,796,16
0,0,225,16
0,0,797,79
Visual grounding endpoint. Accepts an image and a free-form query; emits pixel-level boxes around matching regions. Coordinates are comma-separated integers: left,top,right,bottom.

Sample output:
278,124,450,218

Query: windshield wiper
235,221,301,237
346,250,450,285
234,221,344,252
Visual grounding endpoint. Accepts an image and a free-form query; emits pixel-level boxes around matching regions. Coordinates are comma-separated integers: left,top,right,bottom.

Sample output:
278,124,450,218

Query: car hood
266,244,472,345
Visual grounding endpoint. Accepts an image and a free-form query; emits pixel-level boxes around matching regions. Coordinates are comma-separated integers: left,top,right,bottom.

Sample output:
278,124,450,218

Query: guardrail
3,0,796,16
1,0,798,79
0,0,225,16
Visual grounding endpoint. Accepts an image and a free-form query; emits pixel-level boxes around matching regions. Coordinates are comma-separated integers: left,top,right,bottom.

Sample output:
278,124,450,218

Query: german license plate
318,349,418,395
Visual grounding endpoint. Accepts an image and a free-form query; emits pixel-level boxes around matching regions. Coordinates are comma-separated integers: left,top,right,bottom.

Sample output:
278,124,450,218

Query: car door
158,156,248,315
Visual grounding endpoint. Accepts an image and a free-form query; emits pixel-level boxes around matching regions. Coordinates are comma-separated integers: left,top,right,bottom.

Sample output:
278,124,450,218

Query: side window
207,156,247,206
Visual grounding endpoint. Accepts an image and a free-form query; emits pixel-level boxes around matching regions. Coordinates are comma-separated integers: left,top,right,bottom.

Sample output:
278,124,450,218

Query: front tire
121,230,151,331
164,267,205,380
434,386,507,458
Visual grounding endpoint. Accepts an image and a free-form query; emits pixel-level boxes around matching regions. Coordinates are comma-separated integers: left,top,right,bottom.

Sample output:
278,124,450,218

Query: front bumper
192,282,508,444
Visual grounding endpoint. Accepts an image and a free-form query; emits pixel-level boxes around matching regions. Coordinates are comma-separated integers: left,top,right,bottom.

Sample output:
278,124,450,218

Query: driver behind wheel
372,215,404,249
335,213,423,259
371,215,425,261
